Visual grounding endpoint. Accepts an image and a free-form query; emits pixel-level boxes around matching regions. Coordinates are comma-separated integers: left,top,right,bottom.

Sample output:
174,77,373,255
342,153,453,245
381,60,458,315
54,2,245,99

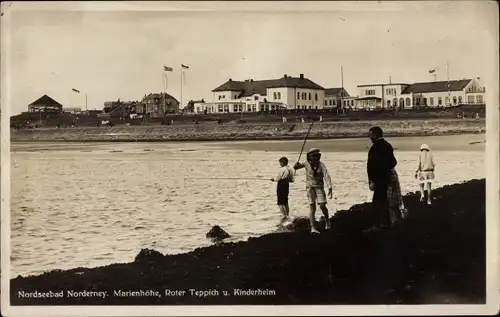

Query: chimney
299,74,304,79
284,74,288,78
250,79,254,82
229,78,232,81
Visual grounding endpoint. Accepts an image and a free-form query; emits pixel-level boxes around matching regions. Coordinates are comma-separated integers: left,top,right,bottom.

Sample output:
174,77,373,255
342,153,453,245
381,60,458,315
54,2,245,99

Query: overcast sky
3,1,498,114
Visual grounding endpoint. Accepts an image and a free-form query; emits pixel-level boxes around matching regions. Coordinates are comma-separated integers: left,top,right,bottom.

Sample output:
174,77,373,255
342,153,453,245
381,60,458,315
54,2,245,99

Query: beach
10,118,485,142
10,179,486,305
10,134,484,278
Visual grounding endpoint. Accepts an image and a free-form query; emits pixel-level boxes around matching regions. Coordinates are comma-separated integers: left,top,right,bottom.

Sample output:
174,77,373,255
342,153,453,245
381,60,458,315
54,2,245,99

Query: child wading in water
270,157,295,224
294,148,333,234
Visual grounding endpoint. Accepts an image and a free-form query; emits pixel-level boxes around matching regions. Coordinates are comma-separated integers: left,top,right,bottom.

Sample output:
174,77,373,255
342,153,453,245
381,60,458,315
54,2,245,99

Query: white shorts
307,187,327,205
419,171,435,184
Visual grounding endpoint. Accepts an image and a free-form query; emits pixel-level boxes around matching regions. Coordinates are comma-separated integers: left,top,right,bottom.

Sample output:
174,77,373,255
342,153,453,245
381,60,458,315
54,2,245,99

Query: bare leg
284,204,290,218
278,205,287,220
309,204,319,233
427,182,432,204
319,203,330,229
419,183,425,202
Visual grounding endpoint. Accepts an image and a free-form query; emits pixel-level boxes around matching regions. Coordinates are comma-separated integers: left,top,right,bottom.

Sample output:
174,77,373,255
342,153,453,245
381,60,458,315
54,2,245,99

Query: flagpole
340,65,344,112
85,93,88,111
447,60,450,106
183,64,184,109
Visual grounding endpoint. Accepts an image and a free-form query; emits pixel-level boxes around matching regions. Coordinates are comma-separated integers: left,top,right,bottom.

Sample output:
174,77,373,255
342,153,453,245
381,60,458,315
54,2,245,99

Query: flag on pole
72,88,80,93
181,64,189,69
164,66,173,72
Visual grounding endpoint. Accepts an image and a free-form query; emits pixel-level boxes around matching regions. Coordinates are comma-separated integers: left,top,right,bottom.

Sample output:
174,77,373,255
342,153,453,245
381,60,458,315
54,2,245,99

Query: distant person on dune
367,127,404,230
270,157,295,225
294,148,333,234
415,143,436,205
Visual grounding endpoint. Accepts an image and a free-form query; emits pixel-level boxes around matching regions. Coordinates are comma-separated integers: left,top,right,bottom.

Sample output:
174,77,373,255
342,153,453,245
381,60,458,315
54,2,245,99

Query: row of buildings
26,74,486,118
27,92,180,119
192,74,486,114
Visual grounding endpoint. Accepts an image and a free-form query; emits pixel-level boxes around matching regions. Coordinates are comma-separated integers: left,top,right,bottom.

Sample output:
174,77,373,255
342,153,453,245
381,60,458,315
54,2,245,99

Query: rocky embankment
10,179,485,305
11,119,485,142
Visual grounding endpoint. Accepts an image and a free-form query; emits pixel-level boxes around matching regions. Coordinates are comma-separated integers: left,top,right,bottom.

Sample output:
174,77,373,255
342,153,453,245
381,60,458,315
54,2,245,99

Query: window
297,92,300,100
218,96,222,100
254,96,259,101
385,88,396,96
467,95,474,104
429,97,434,106
273,92,277,100
302,92,306,99
308,93,311,100
423,98,427,106
438,97,442,105
458,96,463,104
445,97,450,105
365,89,376,96
218,105,223,112
308,106,312,109
476,95,483,104
453,97,457,104
333,100,336,106
406,97,411,107
387,100,391,108
248,105,251,111
324,100,327,106
315,106,318,109
315,93,318,101
351,100,354,106
277,92,281,99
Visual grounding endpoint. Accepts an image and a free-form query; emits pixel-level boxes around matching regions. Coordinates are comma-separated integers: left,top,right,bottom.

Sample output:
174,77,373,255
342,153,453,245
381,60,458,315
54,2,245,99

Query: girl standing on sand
415,144,436,205
270,157,295,224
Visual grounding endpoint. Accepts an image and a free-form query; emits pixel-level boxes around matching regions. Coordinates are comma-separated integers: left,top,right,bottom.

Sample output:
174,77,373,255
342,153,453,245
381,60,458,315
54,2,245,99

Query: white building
324,88,351,109
355,83,410,110
401,78,485,108
195,74,325,114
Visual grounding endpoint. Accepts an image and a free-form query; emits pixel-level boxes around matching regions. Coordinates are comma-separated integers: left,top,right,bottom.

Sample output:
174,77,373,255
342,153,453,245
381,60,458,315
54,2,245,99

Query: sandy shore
11,118,485,142
10,179,485,305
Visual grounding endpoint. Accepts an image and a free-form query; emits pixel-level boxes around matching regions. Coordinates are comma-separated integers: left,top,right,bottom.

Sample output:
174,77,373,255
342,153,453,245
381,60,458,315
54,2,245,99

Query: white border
1,1,499,316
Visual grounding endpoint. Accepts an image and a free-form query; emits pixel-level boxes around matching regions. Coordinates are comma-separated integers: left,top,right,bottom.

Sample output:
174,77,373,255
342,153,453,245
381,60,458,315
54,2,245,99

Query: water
10,135,485,277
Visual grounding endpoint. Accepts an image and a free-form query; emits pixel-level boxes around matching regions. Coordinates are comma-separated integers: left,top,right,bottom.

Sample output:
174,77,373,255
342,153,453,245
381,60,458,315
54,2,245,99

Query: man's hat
307,148,321,155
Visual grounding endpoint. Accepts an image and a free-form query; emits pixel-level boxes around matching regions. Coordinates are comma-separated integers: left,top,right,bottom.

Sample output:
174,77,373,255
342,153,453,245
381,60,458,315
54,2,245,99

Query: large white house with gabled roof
353,78,485,110
195,74,325,113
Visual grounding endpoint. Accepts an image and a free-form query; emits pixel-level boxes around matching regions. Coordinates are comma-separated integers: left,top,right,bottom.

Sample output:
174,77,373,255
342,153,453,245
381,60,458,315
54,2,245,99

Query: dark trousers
372,182,390,227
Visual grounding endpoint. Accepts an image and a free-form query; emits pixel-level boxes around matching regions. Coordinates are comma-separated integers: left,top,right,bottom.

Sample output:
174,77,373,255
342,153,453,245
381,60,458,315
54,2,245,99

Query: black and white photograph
1,1,499,316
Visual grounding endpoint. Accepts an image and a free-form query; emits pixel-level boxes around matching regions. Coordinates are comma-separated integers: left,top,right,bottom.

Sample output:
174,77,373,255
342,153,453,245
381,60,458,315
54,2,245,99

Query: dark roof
142,92,179,103
324,87,350,97
401,79,471,94
357,83,409,87
212,75,324,96
29,94,63,107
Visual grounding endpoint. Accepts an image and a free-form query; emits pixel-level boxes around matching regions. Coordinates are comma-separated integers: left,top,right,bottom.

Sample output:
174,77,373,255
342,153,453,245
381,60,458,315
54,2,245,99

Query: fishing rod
295,119,316,174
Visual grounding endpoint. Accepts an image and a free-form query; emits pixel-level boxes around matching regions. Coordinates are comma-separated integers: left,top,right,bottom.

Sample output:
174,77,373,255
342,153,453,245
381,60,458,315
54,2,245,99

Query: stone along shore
10,179,485,305
11,118,485,142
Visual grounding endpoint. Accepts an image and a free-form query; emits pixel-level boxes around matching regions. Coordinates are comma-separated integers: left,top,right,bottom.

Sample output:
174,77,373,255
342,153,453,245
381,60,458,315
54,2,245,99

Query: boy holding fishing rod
294,148,333,234
270,157,295,224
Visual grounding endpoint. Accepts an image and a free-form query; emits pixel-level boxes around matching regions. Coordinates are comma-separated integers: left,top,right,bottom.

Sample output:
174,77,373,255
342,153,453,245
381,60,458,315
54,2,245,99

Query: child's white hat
420,144,430,150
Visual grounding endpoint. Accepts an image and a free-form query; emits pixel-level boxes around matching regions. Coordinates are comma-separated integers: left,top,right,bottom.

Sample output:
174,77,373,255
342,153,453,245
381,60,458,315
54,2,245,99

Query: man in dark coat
367,126,398,229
